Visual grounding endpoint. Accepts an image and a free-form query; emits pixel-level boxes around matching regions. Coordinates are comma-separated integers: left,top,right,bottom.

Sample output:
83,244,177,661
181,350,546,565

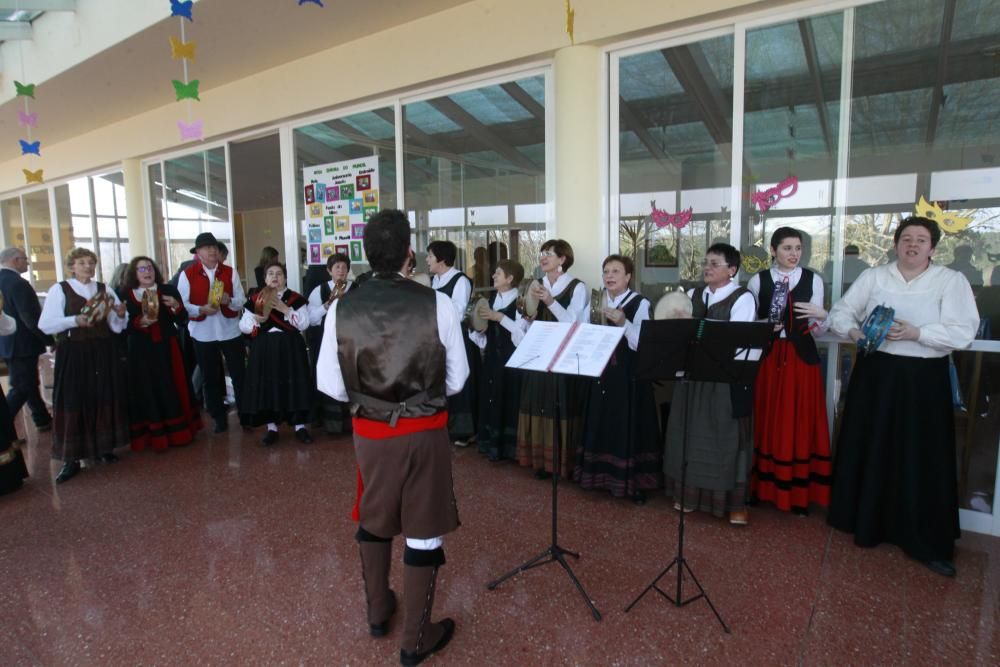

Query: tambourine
768,279,789,323
141,288,160,320
255,286,277,319
469,297,491,333
79,291,114,325
857,304,894,354
590,288,607,325
653,289,693,320
0,290,5,312
326,279,348,305
208,279,225,307
521,279,542,319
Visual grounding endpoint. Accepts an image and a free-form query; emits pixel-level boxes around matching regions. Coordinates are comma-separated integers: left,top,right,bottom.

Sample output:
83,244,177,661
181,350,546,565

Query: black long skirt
447,335,480,441
241,331,314,426
0,385,27,495
828,352,959,562
476,357,521,460
52,337,129,462
126,331,202,450
308,324,351,434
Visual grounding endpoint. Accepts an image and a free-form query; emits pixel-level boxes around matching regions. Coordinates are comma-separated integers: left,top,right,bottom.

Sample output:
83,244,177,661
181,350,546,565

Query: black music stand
624,318,771,632
486,370,600,620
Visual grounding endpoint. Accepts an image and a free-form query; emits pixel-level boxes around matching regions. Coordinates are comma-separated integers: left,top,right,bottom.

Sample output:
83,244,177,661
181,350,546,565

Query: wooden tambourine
653,290,693,320
470,298,491,333
521,279,542,319
141,289,160,320
208,279,225,307
79,291,114,325
326,279,348,305
255,286,277,319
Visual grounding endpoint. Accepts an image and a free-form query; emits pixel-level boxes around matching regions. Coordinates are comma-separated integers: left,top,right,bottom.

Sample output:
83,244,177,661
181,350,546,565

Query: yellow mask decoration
915,196,972,234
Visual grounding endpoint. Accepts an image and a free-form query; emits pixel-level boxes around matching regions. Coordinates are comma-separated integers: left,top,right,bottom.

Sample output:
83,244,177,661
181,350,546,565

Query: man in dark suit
0,247,53,431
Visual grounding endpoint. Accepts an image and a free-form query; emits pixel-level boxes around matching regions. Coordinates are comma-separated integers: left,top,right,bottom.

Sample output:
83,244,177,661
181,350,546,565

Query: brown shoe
359,541,395,637
729,510,749,525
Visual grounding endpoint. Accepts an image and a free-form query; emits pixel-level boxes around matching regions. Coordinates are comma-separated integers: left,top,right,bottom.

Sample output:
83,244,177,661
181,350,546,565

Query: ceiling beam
925,0,958,147
618,96,679,177
427,97,542,175
0,23,32,40
0,1,76,10
797,19,834,157
500,82,544,119
661,44,733,163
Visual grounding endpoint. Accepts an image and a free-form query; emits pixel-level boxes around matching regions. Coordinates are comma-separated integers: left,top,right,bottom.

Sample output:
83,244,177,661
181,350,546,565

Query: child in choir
307,253,356,435
575,255,662,503
662,243,756,524
468,259,525,461
239,262,314,445
39,247,129,484
517,239,589,479
747,227,831,515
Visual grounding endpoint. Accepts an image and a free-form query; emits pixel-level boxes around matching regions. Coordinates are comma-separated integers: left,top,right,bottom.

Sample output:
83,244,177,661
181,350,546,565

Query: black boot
55,460,80,484
357,530,396,637
400,546,454,666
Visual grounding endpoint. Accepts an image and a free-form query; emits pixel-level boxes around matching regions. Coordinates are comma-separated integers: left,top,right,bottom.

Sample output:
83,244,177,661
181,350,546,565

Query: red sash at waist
351,411,448,440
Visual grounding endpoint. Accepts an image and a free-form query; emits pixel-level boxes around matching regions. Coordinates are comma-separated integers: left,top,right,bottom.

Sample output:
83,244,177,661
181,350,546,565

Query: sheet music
506,321,625,378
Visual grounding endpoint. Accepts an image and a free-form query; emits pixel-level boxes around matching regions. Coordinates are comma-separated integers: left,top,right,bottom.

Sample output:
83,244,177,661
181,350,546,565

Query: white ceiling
0,0,469,163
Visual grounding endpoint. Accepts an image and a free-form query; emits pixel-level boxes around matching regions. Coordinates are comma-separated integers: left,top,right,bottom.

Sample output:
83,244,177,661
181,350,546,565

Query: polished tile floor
1,410,998,666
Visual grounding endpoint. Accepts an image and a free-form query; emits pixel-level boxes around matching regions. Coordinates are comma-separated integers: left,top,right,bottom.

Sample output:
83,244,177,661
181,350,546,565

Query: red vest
184,260,239,321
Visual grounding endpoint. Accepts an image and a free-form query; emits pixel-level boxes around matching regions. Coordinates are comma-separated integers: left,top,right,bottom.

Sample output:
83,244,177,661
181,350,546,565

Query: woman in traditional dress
468,258,525,462
827,217,979,577
307,253,356,435
0,310,28,495
517,239,589,479
120,256,202,451
239,262,314,446
662,243,756,524
575,254,662,504
747,227,831,515
39,247,129,484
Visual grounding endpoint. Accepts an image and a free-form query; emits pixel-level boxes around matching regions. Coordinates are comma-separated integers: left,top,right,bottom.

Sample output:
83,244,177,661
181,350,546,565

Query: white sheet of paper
506,321,625,378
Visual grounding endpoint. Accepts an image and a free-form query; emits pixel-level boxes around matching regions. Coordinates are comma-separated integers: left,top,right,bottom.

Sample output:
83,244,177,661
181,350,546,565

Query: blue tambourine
857,304,895,354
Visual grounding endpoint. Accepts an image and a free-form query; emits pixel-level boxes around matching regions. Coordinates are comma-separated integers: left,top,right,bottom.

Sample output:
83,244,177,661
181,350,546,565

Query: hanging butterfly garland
15,66,42,183
170,0,202,142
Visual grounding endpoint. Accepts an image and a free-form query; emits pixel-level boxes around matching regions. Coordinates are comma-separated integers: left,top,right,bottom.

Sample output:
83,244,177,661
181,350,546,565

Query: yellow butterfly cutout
170,36,197,62
23,168,44,184
915,196,972,234
565,0,575,45
741,255,770,274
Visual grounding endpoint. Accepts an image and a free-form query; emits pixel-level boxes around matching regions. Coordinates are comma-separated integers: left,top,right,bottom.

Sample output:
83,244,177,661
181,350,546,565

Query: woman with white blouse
516,239,589,479
39,247,129,484
747,227,832,515
238,262,314,446
827,217,980,578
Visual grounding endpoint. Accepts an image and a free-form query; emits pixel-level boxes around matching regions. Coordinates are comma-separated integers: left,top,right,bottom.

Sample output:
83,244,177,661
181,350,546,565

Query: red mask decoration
751,175,798,213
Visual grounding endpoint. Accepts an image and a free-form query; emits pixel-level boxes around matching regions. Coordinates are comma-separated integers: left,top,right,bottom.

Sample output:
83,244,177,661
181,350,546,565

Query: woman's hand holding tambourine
530,283,553,306
848,328,864,343
886,319,919,341
139,315,156,328
271,296,290,316
794,302,827,321
602,307,626,326
74,314,93,328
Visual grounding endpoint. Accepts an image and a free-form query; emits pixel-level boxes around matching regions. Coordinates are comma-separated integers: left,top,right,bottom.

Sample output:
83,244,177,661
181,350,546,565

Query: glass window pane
148,163,168,272
53,182,96,276
22,191,56,293
403,75,547,290
618,35,735,300
1,197,25,273
163,148,231,268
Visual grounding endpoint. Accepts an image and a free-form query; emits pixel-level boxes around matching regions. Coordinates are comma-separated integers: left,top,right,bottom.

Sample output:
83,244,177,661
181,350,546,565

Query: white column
553,45,605,290
122,158,149,257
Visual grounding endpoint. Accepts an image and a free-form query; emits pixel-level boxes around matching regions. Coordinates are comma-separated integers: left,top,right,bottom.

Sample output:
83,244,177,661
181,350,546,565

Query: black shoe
533,470,551,480
400,618,455,666
55,461,80,484
923,559,956,578
214,420,228,434
261,430,279,447
100,453,119,463
35,421,53,432
294,429,314,444
370,590,397,638
792,506,809,517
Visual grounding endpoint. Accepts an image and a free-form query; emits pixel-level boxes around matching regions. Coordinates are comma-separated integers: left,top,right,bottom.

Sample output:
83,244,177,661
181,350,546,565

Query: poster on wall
303,155,379,265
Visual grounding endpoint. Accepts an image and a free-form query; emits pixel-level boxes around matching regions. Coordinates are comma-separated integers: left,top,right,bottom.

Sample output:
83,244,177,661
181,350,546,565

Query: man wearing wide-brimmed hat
177,232,247,433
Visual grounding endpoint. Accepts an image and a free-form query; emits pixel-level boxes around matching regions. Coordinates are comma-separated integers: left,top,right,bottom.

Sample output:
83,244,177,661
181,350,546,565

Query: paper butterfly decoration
565,0,575,45
649,201,692,230
751,175,798,213
299,0,324,6
22,169,44,184
177,119,204,141
170,0,193,21
14,81,35,98
169,36,197,61
19,140,40,156
741,254,770,274
914,196,972,234
172,79,201,101
17,111,38,128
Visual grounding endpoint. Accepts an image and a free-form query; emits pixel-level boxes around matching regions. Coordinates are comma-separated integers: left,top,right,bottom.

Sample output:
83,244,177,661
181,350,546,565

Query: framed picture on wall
644,226,678,267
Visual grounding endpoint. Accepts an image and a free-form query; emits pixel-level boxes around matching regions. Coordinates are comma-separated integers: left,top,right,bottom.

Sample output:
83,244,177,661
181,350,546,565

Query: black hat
190,232,220,254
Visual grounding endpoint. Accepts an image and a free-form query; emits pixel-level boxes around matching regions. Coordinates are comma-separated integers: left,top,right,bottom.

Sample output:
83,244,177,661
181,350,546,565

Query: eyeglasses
539,250,557,258
137,265,154,273
701,260,729,268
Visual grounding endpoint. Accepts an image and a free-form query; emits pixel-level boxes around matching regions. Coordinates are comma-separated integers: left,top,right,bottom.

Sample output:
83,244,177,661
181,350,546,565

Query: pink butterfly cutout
751,175,799,213
650,203,693,230
177,119,204,141
17,111,38,128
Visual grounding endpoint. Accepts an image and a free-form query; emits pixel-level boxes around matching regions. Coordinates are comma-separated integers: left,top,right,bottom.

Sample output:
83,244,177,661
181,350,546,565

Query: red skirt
751,339,832,511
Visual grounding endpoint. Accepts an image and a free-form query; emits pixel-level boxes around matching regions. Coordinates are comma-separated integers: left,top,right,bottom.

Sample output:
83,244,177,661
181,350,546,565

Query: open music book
506,321,625,377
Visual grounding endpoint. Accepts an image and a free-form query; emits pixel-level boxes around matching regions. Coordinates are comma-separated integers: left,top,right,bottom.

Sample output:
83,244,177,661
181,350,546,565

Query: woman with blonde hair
39,247,129,484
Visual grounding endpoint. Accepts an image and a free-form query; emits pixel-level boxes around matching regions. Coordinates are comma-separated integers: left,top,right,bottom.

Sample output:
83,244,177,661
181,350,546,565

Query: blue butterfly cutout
299,0,324,6
19,139,40,156
170,0,194,20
